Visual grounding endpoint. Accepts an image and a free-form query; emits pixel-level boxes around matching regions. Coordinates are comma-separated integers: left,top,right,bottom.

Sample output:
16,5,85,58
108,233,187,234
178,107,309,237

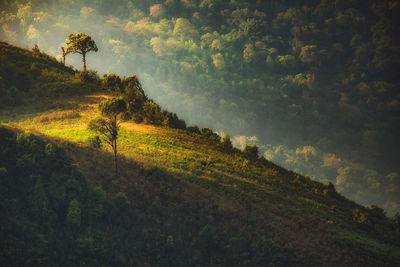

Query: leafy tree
299,45,318,64
173,18,197,40
244,144,259,161
63,33,98,71
200,127,221,142
212,53,225,70
243,43,256,63
88,98,127,178
221,133,233,151
122,75,147,120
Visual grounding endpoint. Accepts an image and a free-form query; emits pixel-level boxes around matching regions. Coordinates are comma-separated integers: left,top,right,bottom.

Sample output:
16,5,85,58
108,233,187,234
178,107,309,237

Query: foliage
2,2,399,217
243,144,259,161
77,69,99,83
102,73,122,93
221,133,233,151
3,89,400,266
63,33,98,71
89,98,127,178
200,127,220,142
98,97,127,119
101,73,188,129
263,143,400,215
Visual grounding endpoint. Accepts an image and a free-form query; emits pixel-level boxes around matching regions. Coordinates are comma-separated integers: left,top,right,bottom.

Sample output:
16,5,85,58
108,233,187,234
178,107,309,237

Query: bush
77,70,99,83
200,127,221,142
102,73,122,93
221,133,233,151
163,112,186,129
243,144,259,161
187,126,201,134
142,101,164,125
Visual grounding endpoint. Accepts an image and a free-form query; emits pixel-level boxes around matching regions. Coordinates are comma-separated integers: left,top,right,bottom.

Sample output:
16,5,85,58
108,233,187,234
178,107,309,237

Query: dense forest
1,20,400,266
1,0,399,214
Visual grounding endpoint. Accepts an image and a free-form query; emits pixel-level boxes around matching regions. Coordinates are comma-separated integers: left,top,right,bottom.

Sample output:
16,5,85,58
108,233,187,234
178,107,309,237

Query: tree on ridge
63,33,98,71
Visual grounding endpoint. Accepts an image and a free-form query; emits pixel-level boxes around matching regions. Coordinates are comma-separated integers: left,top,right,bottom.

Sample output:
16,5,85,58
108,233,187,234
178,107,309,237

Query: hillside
1,0,399,215
1,42,400,266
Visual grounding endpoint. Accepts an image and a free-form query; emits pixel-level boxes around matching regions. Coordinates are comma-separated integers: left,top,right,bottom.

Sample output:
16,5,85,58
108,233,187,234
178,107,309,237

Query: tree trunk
114,141,118,178
82,52,86,72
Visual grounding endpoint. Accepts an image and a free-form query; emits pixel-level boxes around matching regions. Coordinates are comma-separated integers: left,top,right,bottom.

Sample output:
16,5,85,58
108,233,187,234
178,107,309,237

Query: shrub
243,144,259,161
102,73,122,93
77,69,99,83
142,101,163,125
200,127,221,142
163,112,186,129
221,133,233,151
187,126,201,134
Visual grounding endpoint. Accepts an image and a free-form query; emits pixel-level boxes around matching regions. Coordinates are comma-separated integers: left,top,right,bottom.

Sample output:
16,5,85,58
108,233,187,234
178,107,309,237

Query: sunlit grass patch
42,128,93,143
32,110,81,123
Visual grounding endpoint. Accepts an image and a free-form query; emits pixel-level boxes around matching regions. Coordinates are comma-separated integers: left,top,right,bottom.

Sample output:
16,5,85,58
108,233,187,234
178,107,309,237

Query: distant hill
1,42,400,266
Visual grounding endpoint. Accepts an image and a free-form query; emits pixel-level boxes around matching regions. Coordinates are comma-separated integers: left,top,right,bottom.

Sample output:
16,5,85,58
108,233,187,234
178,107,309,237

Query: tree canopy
63,33,98,71
88,98,126,178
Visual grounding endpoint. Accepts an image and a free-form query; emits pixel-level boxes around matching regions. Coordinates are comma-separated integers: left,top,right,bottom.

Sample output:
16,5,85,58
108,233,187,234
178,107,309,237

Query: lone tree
63,33,98,71
88,98,126,178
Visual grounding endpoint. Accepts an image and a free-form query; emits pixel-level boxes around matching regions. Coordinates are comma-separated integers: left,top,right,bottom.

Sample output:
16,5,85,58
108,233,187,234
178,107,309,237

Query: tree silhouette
61,46,66,65
88,98,126,178
63,33,98,71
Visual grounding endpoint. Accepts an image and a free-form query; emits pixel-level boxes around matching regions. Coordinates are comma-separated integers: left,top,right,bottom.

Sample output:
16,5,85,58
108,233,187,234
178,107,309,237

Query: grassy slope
1,42,400,266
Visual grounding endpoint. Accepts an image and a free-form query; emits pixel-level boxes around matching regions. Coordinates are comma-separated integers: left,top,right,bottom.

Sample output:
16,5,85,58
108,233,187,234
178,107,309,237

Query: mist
1,0,399,215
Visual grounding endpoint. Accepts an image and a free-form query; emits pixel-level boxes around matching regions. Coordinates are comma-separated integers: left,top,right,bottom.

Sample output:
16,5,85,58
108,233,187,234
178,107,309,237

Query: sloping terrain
1,42,400,266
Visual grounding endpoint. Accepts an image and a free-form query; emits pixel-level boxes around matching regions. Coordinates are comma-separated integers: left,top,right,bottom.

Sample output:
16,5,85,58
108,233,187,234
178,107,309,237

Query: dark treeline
1,126,400,266
0,126,301,266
